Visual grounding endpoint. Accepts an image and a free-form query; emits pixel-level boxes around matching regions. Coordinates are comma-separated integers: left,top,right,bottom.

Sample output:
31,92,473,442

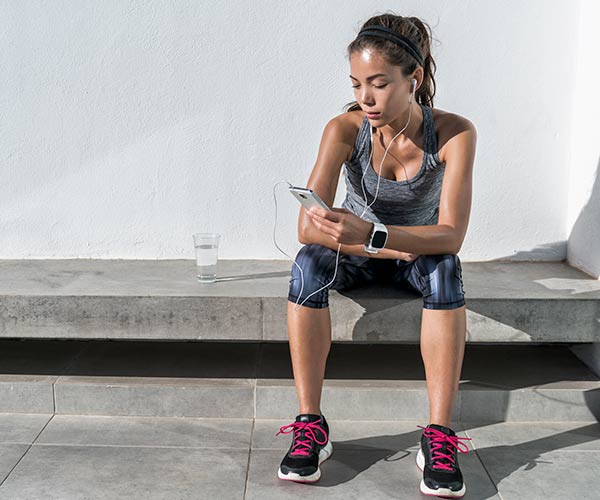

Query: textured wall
1,0,593,272
566,0,600,278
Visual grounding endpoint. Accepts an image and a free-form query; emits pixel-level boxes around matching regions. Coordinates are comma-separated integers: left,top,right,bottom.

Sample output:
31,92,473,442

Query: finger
311,208,341,223
308,207,325,218
312,218,337,239
323,210,343,222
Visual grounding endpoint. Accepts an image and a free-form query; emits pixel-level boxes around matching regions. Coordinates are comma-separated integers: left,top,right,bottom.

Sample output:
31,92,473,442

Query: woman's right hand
400,252,420,262
363,247,420,261
388,249,420,262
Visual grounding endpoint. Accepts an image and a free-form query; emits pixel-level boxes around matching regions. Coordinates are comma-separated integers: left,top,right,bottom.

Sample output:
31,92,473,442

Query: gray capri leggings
288,243,466,310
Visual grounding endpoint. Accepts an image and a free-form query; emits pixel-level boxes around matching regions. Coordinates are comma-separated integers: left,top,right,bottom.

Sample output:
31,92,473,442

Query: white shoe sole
278,439,333,483
416,448,466,498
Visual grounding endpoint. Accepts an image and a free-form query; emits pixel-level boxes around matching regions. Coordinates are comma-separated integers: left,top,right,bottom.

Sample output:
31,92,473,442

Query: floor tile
0,444,249,500
36,415,253,449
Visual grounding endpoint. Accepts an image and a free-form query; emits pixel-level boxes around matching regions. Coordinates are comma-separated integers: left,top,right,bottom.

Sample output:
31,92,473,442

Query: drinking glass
193,233,221,283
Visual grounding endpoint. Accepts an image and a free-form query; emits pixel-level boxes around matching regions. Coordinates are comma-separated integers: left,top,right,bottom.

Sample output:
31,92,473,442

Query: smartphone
288,186,332,212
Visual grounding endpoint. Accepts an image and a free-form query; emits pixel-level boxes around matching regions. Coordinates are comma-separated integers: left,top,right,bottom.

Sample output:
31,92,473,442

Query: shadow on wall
567,156,600,279
483,156,599,278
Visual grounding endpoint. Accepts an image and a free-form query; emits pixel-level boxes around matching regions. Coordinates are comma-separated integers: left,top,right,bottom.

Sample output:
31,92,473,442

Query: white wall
1,0,593,269
567,0,600,279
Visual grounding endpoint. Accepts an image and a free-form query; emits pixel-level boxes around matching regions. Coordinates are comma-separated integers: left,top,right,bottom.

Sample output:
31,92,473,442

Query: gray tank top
341,103,446,226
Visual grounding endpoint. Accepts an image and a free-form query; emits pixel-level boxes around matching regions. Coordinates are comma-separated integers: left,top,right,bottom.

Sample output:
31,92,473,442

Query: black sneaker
415,423,472,498
276,413,333,483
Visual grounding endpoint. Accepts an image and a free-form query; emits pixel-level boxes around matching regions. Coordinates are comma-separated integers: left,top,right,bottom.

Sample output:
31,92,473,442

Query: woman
276,13,476,498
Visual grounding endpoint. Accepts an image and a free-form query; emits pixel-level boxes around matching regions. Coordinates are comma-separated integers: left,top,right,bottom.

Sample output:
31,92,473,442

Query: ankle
299,409,322,416
428,421,452,428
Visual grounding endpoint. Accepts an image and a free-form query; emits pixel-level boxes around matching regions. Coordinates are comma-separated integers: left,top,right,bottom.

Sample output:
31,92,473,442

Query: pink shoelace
417,424,472,472
276,419,328,456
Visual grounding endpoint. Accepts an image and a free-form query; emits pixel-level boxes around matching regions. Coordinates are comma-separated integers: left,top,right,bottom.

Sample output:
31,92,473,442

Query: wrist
364,222,388,253
365,222,374,244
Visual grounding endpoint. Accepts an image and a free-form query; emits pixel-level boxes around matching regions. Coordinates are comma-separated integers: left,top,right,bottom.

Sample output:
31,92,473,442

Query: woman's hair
344,13,438,110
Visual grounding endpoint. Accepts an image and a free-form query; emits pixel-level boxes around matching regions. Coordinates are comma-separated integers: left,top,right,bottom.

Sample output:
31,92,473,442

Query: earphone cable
273,79,417,312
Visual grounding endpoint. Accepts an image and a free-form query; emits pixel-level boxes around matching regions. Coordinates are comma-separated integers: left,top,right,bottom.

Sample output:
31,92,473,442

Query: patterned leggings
288,243,466,310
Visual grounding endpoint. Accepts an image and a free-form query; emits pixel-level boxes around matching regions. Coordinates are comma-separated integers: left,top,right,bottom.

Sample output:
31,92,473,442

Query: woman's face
349,48,414,125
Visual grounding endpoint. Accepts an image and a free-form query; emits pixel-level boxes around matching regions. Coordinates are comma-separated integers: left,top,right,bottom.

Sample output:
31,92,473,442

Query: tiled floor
0,414,598,499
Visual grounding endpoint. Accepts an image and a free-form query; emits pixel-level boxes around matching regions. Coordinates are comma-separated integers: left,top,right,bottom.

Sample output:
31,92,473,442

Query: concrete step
0,340,598,422
0,259,598,342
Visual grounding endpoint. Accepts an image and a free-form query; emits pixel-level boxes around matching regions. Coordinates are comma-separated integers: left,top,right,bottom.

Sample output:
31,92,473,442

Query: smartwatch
364,222,388,254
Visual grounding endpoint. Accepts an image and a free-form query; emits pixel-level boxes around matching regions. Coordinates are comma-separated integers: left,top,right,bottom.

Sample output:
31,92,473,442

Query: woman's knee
290,244,336,281
417,253,466,310
288,244,336,308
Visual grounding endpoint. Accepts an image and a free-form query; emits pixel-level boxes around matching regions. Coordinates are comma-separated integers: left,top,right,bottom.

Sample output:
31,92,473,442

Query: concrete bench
0,258,598,343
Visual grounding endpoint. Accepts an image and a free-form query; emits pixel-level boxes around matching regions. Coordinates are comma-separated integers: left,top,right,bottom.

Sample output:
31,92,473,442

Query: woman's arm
300,223,416,260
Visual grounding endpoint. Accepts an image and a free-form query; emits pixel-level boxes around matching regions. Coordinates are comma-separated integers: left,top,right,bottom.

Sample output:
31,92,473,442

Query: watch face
372,230,387,248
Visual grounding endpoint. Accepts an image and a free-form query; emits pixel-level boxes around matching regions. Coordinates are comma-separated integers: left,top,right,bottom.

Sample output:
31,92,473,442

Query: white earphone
274,77,419,311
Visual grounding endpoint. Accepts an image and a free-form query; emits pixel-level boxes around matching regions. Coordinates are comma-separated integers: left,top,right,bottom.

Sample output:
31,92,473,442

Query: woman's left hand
307,207,373,245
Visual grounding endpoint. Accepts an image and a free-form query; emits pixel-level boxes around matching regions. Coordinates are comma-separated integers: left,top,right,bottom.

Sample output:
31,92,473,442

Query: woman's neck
375,101,423,144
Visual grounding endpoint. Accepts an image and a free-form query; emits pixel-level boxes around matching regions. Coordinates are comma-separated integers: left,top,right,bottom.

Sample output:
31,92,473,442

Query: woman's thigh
288,244,380,309
390,253,466,310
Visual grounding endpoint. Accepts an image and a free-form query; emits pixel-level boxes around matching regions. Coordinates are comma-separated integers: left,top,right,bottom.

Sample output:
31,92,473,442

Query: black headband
356,25,424,67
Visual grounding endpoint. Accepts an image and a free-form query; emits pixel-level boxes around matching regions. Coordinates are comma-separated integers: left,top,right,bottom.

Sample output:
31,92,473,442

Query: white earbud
411,78,417,92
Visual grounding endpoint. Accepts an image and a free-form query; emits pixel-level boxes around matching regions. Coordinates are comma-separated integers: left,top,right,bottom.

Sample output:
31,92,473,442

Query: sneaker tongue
296,413,322,423
428,423,456,436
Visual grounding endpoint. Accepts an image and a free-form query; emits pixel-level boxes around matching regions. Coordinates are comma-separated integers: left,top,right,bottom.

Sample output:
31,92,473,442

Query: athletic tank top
341,103,446,226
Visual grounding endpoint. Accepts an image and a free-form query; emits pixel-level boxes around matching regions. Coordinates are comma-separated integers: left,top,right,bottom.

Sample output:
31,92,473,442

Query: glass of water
193,233,221,283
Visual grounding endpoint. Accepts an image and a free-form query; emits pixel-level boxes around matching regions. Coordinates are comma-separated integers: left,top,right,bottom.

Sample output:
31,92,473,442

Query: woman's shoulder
340,109,367,128
331,110,368,163
431,106,477,164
